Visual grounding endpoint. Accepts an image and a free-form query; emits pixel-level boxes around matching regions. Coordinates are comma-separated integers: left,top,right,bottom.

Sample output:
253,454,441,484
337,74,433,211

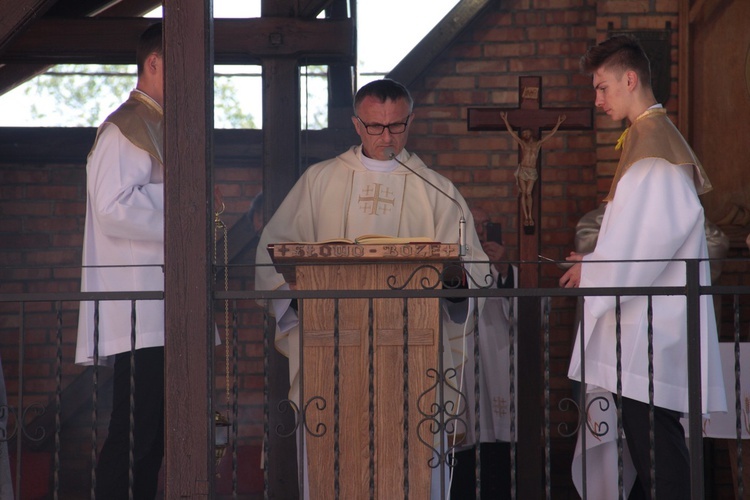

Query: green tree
214,73,257,129
25,64,257,128
301,65,328,130
25,65,135,126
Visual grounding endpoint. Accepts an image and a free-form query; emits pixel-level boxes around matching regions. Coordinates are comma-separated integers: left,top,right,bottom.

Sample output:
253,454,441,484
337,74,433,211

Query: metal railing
1,258,749,499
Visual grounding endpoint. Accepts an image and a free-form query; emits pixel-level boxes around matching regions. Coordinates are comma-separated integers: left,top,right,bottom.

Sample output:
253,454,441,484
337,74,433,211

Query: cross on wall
466,76,593,495
467,76,592,287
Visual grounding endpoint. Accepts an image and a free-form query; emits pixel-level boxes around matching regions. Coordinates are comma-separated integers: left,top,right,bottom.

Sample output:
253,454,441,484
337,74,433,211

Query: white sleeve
581,158,703,318
272,284,299,333
88,124,164,242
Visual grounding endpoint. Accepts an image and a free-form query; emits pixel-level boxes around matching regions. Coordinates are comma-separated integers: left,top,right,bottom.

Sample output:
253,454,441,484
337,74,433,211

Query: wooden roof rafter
387,0,492,87
298,0,337,18
0,0,356,96
0,17,354,65
0,0,58,55
0,0,162,96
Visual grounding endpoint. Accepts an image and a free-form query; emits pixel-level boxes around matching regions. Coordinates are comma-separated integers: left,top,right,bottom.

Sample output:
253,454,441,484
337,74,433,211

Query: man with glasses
255,78,489,497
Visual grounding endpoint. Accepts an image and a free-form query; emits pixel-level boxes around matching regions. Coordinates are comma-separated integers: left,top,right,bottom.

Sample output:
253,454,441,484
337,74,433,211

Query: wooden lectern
269,241,460,499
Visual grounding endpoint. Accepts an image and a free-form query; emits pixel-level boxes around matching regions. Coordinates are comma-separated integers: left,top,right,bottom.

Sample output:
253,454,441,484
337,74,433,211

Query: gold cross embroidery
358,183,395,215
493,397,509,417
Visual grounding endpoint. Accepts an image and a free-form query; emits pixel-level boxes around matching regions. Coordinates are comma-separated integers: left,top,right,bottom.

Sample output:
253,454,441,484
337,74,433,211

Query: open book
288,234,438,245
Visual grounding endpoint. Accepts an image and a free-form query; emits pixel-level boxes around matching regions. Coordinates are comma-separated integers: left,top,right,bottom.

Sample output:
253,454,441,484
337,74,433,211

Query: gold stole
604,108,711,202
92,90,164,165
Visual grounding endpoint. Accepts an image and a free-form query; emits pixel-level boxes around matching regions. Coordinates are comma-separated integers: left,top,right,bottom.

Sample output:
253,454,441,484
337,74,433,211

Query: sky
0,0,458,127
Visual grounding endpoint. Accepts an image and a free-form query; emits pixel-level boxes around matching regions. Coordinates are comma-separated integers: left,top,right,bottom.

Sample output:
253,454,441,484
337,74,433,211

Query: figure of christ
500,112,566,227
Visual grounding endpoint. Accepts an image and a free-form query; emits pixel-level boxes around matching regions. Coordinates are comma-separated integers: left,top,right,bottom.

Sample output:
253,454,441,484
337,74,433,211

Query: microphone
384,147,467,257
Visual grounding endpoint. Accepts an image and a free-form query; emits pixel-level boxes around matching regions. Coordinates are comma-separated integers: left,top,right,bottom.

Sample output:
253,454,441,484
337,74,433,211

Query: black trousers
95,347,165,500
621,397,690,500
450,442,511,499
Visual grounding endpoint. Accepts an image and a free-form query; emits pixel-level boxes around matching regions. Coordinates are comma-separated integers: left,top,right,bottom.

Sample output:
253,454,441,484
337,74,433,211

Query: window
0,0,458,128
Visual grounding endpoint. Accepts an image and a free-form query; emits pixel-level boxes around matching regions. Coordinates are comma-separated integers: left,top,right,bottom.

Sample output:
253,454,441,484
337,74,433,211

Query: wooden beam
260,57,302,500
0,17,354,65
43,0,152,17
0,127,358,166
0,127,97,163
0,62,49,96
85,0,161,17
163,0,215,495
262,58,301,214
261,0,293,17
0,0,57,55
387,0,491,87
325,0,355,128
0,0,160,97
0,17,156,64
215,17,353,63
298,0,336,18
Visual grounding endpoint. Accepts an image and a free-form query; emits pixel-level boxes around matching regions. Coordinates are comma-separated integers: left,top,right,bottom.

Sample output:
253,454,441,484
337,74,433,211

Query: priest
255,78,489,498
257,78,488,403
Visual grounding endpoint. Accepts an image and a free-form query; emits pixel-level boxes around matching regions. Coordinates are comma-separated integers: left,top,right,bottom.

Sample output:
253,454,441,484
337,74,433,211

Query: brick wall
0,163,86,390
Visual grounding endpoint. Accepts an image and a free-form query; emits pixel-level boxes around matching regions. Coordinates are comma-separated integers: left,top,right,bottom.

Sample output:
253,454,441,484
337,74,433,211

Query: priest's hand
559,252,583,288
481,241,509,282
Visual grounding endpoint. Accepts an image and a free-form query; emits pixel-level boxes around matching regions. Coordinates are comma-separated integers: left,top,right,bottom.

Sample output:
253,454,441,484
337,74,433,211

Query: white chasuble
256,146,490,407
346,170,405,238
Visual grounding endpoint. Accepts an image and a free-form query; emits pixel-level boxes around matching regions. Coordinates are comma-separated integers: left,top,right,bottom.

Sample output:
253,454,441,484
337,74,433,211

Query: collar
357,147,402,172
615,104,663,151
132,88,163,113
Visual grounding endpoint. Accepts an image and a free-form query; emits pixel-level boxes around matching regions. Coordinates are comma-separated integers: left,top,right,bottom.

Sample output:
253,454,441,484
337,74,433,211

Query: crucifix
467,76,593,285
467,75,592,500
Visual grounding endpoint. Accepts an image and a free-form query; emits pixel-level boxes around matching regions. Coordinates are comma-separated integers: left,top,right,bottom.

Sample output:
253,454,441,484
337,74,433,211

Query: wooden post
164,1,214,497
467,76,593,498
258,2,355,496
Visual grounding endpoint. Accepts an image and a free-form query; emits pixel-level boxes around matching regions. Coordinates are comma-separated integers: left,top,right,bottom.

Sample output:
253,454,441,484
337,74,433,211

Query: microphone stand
385,148,467,257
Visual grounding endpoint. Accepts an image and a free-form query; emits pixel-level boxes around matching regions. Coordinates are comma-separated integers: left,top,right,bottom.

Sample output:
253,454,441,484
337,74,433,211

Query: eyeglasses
355,115,410,135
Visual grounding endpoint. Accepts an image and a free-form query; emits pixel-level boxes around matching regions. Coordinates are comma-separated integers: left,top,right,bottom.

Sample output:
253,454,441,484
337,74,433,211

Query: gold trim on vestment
94,90,164,165
603,107,712,202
